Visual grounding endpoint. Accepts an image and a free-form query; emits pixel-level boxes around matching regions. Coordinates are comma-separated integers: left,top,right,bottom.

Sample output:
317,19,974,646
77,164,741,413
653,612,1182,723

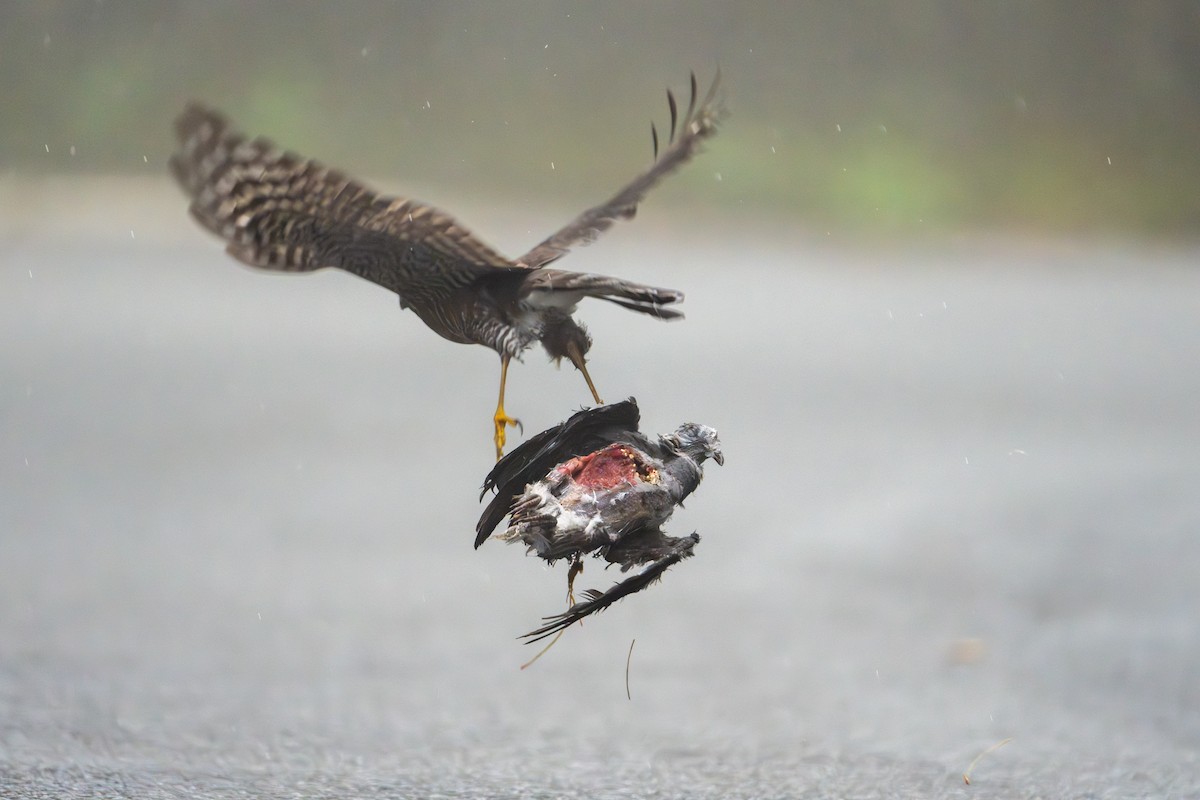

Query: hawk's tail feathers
579,275,686,320
528,271,685,320
597,294,685,320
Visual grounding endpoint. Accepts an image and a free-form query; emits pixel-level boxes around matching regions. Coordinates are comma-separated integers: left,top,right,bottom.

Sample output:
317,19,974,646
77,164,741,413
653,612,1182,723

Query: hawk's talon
494,411,522,461
493,355,522,461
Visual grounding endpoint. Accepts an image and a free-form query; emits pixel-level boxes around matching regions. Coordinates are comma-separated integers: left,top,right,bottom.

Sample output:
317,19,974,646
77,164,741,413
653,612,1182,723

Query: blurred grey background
3,0,1200,234
2,3,1199,799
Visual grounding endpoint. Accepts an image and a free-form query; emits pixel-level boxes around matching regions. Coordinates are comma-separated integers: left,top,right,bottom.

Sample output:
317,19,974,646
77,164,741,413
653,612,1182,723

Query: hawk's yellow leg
566,340,603,405
493,355,522,461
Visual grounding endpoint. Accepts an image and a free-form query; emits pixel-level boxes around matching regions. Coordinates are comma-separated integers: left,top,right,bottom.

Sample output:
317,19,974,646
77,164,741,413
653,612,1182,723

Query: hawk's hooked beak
713,450,725,466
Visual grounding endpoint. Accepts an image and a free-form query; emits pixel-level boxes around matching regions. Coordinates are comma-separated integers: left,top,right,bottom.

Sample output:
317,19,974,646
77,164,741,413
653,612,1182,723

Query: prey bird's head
662,422,724,466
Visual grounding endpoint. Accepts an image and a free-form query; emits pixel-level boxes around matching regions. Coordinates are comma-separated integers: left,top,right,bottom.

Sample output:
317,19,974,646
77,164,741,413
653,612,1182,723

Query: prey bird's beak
713,451,725,466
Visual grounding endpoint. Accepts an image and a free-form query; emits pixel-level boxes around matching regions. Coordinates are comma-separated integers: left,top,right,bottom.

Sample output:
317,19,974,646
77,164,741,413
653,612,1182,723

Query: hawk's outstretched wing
170,105,519,306
516,72,725,269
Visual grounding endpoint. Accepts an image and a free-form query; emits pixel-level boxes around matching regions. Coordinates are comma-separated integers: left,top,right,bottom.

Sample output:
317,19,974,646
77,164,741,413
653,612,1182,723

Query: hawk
476,398,723,642
170,74,724,459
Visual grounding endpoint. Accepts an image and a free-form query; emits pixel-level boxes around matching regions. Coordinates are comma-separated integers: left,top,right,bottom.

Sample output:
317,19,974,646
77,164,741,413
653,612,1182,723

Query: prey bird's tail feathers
516,71,726,270
520,532,700,643
476,398,642,548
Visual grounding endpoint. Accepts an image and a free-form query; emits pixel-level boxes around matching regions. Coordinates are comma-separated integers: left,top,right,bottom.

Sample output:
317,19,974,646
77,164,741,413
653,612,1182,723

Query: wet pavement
2,189,1198,797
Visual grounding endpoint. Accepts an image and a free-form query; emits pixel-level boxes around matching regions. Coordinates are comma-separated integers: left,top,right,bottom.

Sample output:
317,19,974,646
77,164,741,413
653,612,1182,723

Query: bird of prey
170,74,724,459
476,398,722,642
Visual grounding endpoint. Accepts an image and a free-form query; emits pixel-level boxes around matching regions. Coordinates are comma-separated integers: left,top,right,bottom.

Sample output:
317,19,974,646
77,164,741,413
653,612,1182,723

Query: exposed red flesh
556,444,642,489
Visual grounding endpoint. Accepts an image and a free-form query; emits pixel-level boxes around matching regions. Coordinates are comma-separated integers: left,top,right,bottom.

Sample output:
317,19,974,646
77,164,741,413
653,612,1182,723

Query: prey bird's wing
475,398,642,548
520,532,700,643
170,105,521,305
515,72,725,270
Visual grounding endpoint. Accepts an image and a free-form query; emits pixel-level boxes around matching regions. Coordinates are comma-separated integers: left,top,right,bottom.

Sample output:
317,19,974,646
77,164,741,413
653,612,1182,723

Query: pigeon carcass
476,398,722,641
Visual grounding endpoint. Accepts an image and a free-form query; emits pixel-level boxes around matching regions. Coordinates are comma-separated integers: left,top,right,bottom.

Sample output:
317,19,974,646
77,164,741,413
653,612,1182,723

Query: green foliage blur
3,1,1197,237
